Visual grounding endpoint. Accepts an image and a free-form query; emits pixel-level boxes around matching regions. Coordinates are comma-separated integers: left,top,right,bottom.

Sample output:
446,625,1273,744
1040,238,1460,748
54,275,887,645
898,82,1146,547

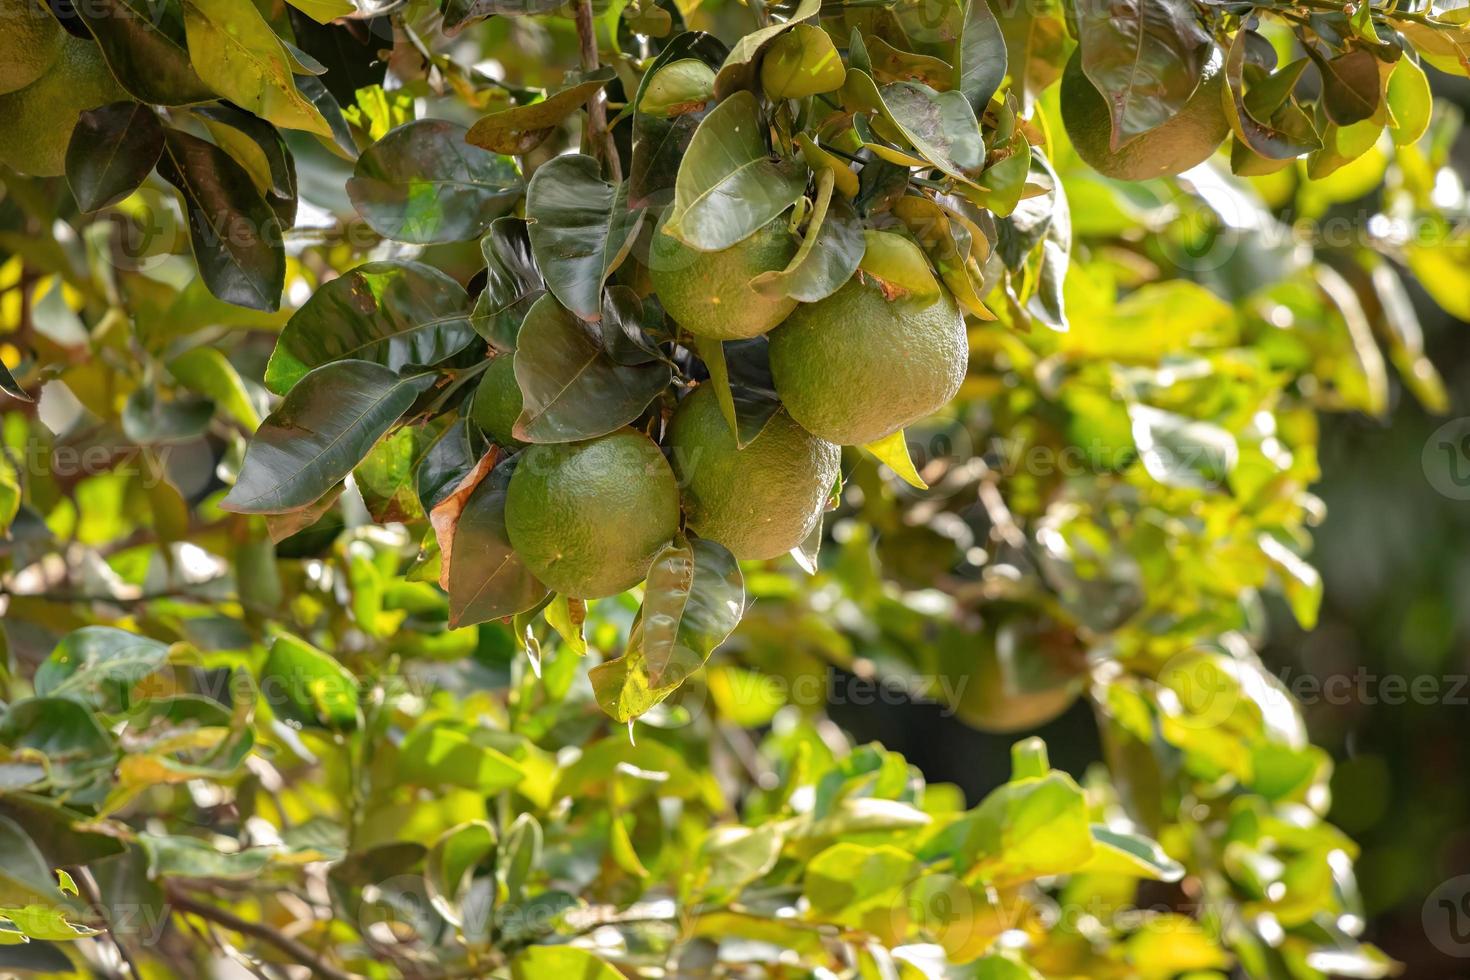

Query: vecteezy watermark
1423,875,1470,958
1423,418,1470,501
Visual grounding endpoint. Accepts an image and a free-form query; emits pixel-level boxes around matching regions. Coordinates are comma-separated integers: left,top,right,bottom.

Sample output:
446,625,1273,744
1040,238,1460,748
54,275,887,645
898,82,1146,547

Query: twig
163,886,358,980
69,866,143,980
574,0,622,182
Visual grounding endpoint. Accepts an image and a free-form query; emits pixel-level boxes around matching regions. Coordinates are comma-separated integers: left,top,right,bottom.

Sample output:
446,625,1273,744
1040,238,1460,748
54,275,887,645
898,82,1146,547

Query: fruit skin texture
0,34,127,177
668,385,839,561
471,355,525,449
0,0,63,95
1060,49,1229,181
647,213,798,340
505,429,680,599
768,276,967,446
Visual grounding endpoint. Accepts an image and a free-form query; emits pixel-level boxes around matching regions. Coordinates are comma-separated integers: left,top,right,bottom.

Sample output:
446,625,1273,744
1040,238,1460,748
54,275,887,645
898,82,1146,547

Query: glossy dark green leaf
661,91,808,251
0,362,30,402
843,71,986,181
1223,31,1322,159
75,0,214,105
525,154,645,322
121,389,215,445
589,536,742,722
447,456,549,627
956,0,1007,114
751,174,863,304
0,817,76,909
511,294,670,443
348,120,521,244
157,129,286,312
628,33,727,208
474,217,546,352
65,101,163,212
266,261,475,395
260,633,359,730
0,698,115,791
222,360,435,514
1311,44,1383,126
195,102,299,224
467,76,611,155
1076,0,1212,147
417,418,485,514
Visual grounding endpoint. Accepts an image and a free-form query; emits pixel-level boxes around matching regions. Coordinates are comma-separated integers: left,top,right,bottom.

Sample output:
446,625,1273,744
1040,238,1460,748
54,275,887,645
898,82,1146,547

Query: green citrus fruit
667,385,839,561
0,35,126,177
0,0,63,95
768,276,967,445
470,355,525,449
505,429,680,599
647,213,798,340
760,24,845,100
640,59,715,117
1060,49,1228,181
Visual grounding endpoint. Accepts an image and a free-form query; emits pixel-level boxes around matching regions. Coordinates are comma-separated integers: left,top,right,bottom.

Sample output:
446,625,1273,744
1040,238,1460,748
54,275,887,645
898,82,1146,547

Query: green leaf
1128,405,1238,490
1082,825,1185,881
0,817,74,908
525,155,646,322
475,217,546,351
694,824,784,904
858,229,941,301
751,171,864,304
447,456,550,627
511,294,670,443
349,120,521,244
266,261,476,396
157,129,285,313
862,430,928,490
661,90,809,252
0,905,97,942
0,362,30,402
121,389,215,445
843,71,986,182
75,0,214,106
138,833,275,879
804,842,918,919
467,77,611,155
927,771,1095,885
1387,55,1432,145
1222,31,1322,160
1075,0,1212,148
629,35,728,207
65,102,163,213
182,0,333,137
956,0,1007,114
34,627,169,711
0,698,116,790
589,537,743,722
426,821,496,928
399,726,523,792
260,633,359,730
511,947,623,980
167,347,262,430
1310,44,1382,126
194,102,299,224
222,360,434,514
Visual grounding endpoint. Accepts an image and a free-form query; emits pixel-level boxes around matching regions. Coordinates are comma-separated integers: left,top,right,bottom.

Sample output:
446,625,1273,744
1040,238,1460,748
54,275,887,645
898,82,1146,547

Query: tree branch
574,0,621,183
164,886,357,980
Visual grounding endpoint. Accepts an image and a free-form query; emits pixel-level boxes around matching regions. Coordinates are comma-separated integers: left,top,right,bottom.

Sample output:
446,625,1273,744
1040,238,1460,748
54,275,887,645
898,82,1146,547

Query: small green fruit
760,25,845,100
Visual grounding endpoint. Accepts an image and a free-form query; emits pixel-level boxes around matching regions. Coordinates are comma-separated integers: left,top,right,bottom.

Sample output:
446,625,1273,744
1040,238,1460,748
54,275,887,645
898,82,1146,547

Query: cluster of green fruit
475,216,969,600
0,0,125,176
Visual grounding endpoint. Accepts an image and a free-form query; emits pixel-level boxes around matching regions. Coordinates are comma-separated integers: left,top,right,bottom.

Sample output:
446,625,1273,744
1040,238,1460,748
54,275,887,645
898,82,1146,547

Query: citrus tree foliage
0,0,1465,974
